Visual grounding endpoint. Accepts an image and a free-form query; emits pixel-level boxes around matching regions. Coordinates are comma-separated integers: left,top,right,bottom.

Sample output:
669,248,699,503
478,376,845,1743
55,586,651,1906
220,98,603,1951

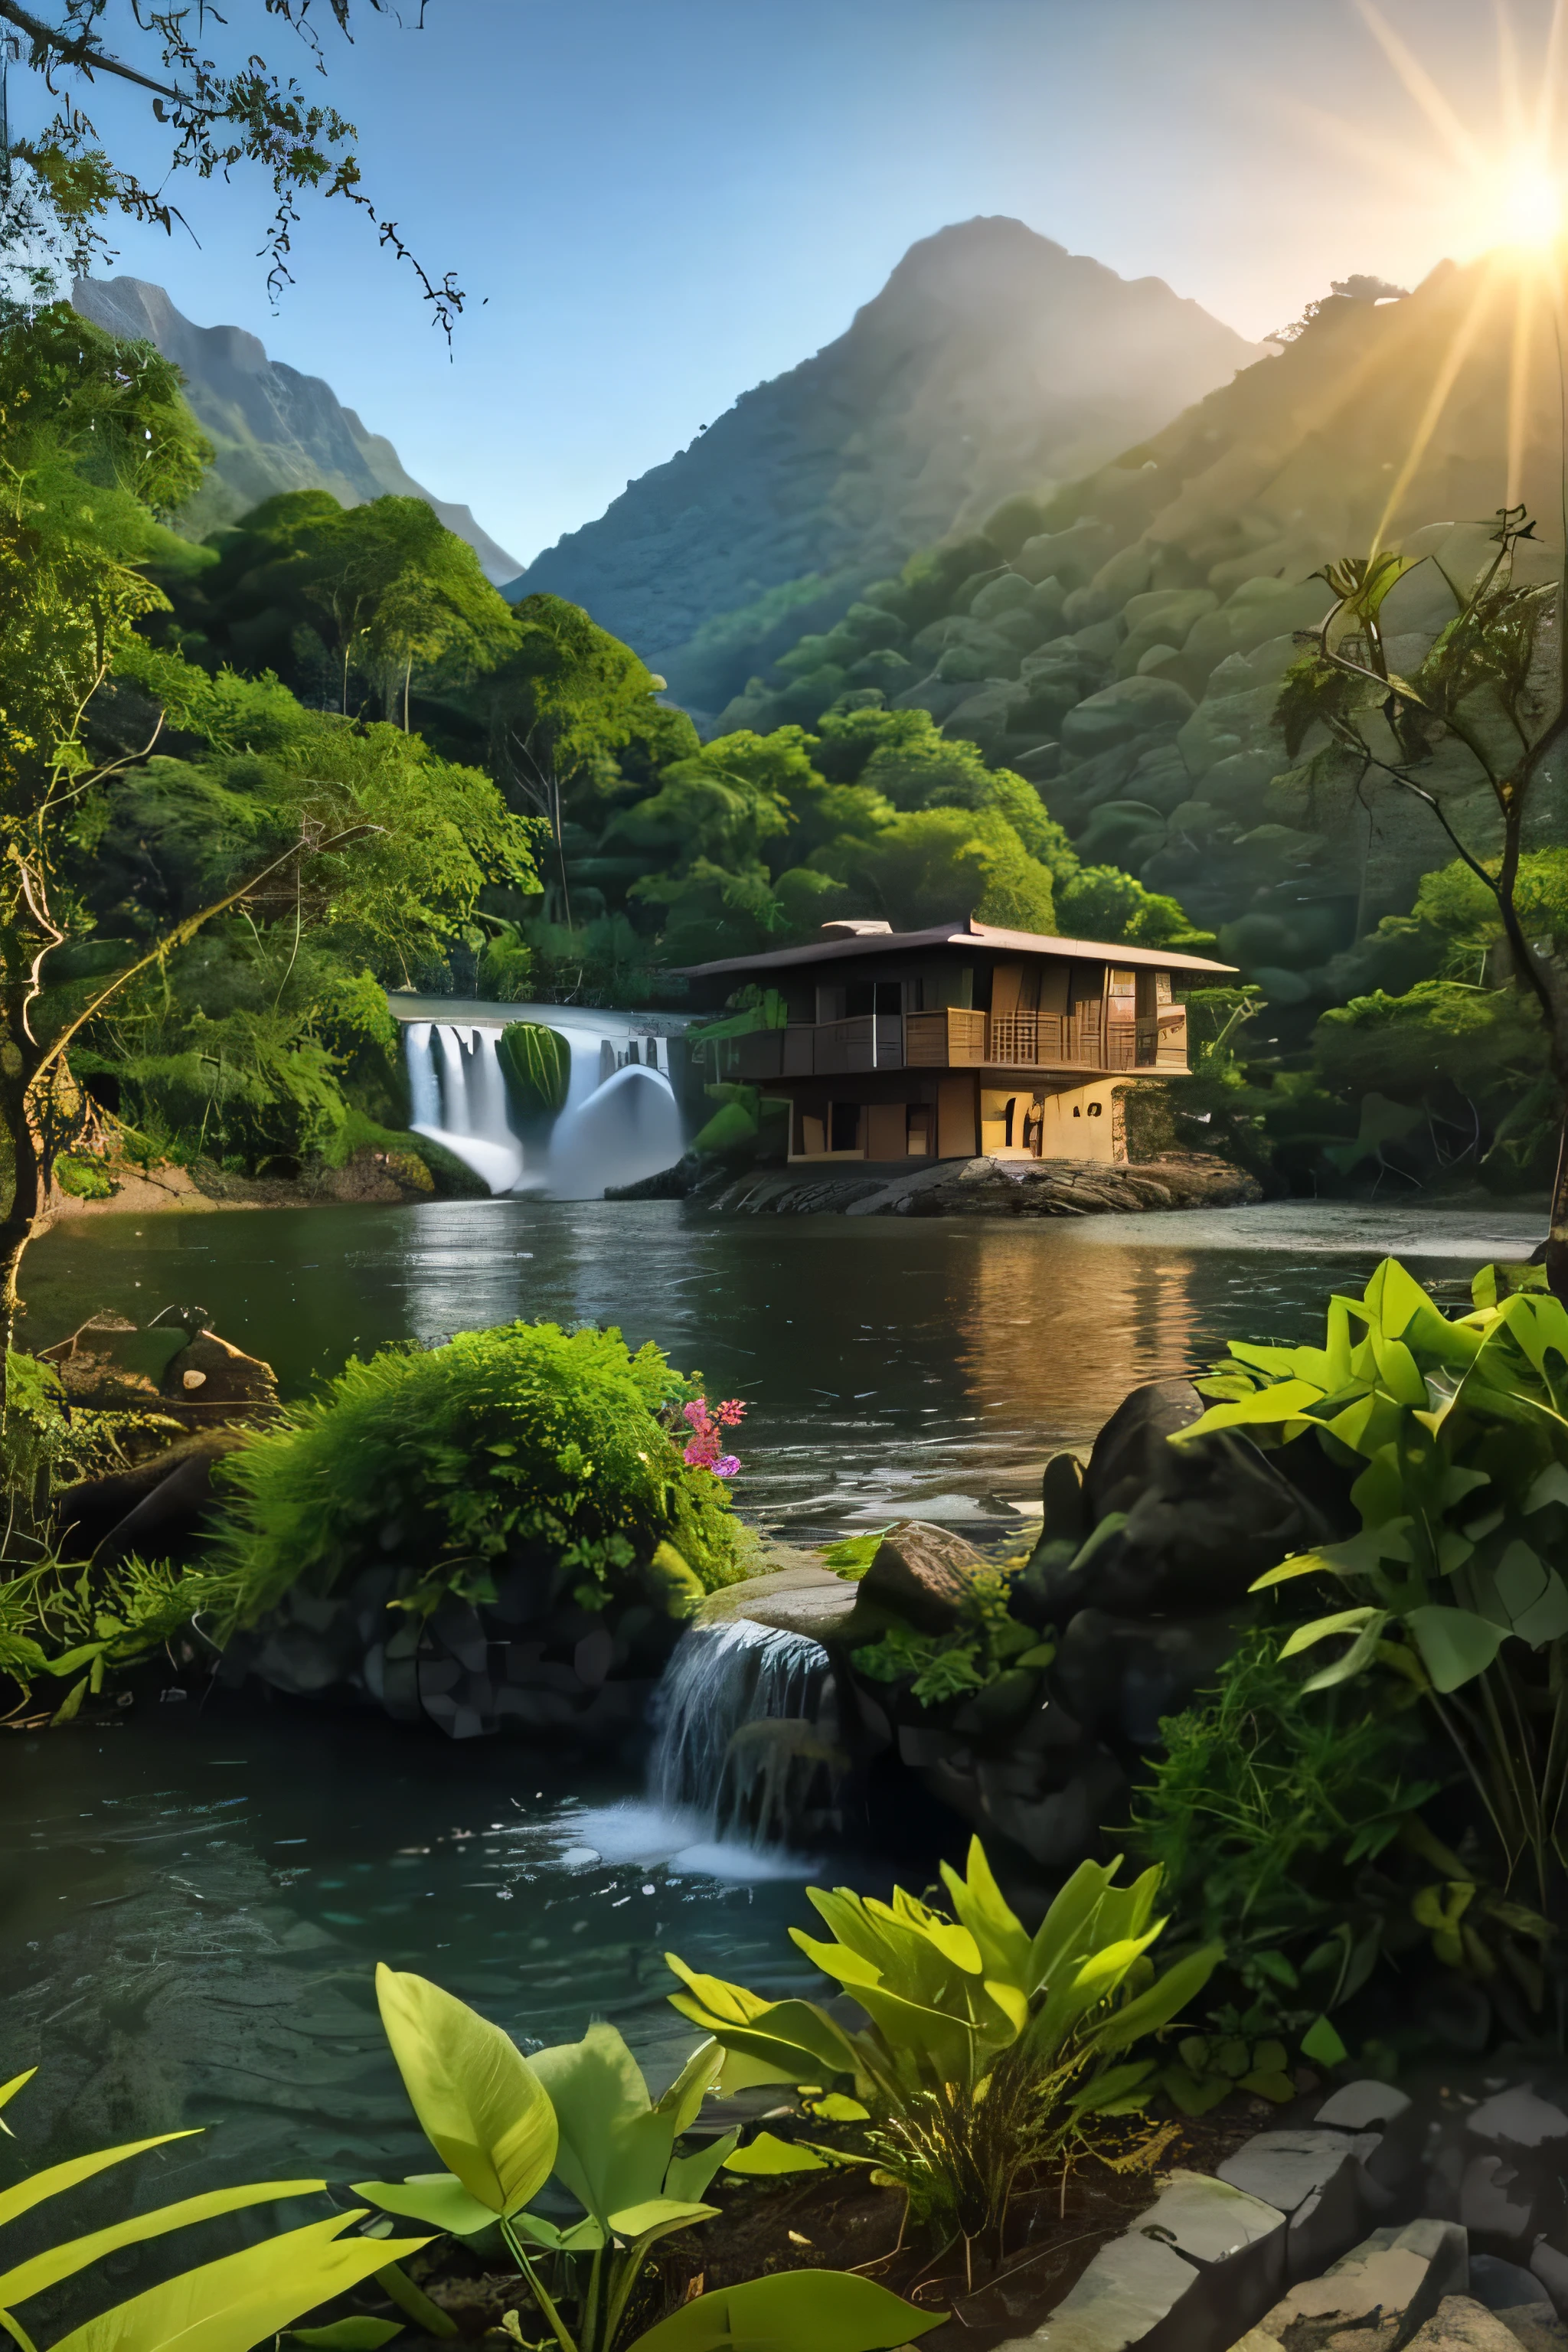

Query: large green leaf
350,2174,495,2236
938,1839,1031,1987
374,1966,557,2218
652,2040,723,2135
497,1022,570,1119
606,2197,719,2239
1406,1604,1506,1692
50,2212,429,2352
0,2180,324,2308
664,2130,740,2203
1093,1944,1222,2054
631,2271,942,2351
722,2132,831,2177
0,2132,200,2232
531,2020,672,2227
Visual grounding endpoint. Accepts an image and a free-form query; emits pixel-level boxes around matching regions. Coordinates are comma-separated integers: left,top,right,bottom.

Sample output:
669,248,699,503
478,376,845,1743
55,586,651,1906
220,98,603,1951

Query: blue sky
28,0,1558,570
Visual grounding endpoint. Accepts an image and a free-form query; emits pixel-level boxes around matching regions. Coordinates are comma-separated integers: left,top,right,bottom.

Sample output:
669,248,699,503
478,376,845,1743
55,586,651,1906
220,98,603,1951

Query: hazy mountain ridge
71,275,521,584
511,217,1263,712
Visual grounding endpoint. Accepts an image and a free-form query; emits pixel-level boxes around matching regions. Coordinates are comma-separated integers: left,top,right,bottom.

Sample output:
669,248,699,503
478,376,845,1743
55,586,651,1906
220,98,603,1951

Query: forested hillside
514,217,1261,716
702,248,1568,1191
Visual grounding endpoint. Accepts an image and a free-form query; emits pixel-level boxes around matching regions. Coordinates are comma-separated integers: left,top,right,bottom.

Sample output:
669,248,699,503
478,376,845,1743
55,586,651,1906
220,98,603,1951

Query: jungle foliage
202,1319,745,1632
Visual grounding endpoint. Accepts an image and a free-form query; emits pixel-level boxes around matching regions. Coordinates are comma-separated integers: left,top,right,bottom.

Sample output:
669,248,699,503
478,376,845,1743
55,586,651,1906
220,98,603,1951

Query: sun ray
1356,0,1491,178
1375,260,1502,552
1506,255,1540,508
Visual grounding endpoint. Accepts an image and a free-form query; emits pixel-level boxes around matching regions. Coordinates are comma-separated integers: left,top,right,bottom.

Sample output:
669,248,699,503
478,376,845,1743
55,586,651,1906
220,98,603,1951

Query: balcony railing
727,1006,1186,1082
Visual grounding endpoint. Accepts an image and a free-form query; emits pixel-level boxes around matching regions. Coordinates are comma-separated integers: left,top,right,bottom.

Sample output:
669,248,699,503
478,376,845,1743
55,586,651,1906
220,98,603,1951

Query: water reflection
24,1196,1547,1538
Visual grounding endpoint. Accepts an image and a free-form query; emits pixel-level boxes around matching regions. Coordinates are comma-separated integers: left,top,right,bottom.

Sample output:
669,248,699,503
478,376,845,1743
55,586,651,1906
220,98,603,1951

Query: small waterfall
650,1619,841,1850
548,1063,684,1200
407,1023,526,1194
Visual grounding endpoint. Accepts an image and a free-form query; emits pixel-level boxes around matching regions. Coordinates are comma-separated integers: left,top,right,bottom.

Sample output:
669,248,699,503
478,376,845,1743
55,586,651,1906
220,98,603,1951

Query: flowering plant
681,1395,745,1478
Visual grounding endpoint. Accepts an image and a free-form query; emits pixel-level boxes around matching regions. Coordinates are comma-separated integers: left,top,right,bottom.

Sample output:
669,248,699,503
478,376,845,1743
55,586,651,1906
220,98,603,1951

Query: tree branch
0,0,204,104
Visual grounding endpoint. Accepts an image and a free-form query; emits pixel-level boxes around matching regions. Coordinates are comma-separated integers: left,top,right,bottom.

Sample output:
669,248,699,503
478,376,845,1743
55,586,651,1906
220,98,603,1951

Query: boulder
850,1518,986,1635
57,1429,250,1563
1060,674,1196,754
1083,1379,1207,1519
1236,2218,1469,2352
1045,1608,1243,1744
160,1328,279,1416
1407,2299,1546,2352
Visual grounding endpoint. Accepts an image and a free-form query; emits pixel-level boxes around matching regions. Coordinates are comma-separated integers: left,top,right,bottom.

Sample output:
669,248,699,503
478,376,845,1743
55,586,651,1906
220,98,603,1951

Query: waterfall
407,1023,526,1194
547,1063,684,1200
649,1619,841,1850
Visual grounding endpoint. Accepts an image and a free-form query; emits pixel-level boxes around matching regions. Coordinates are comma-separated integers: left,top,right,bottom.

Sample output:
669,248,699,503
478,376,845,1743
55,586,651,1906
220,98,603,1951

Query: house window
907,1107,930,1155
845,981,903,1017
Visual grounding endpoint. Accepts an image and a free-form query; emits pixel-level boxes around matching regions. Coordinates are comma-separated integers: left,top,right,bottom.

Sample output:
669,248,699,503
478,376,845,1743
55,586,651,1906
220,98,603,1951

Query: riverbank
47,1144,448,1220
610,1149,1264,1216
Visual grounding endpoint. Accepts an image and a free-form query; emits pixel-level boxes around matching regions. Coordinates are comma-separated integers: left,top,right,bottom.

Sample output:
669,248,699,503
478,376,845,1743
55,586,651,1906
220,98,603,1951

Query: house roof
673,917,1236,981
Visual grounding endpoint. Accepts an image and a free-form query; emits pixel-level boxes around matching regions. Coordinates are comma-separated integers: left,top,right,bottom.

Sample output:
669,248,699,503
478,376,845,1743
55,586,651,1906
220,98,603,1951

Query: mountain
510,217,1264,714
71,275,521,584
719,250,1568,1021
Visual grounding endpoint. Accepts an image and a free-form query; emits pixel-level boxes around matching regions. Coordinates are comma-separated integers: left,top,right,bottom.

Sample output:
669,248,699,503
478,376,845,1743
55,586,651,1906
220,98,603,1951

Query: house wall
782,1070,1135,1165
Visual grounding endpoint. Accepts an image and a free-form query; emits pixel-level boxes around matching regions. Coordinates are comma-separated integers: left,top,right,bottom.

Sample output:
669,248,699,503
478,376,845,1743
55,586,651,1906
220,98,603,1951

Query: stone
1468,2089,1568,2149
1242,2217,1468,2351
159,1327,279,1413
1470,2259,1550,2313
1317,2082,1414,2130
1045,1609,1242,1744
1083,1380,1206,1520
1495,2308,1568,2352
1530,2244,1568,2318
1406,2298,1540,2352
1462,2154,1534,2242
1060,674,1196,754
851,1518,986,1634
1218,2130,1361,2216
59,1429,251,1566
992,2221,1198,2351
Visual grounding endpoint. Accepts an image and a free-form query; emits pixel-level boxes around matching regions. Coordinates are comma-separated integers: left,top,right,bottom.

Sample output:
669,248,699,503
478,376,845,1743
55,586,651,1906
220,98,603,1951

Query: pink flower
714,1454,740,1478
680,1395,745,1477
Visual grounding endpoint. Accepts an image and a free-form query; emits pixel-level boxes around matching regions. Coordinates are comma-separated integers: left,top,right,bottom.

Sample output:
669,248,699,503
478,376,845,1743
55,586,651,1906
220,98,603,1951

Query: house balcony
724,1006,1188,1083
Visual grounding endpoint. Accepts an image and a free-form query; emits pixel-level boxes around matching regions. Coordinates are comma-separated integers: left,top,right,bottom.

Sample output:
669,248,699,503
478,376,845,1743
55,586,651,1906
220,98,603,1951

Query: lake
0,1194,1544,2213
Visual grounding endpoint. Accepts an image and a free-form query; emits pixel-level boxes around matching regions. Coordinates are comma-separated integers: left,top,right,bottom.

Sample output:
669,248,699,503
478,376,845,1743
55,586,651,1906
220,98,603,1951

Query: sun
1492,150,1564,250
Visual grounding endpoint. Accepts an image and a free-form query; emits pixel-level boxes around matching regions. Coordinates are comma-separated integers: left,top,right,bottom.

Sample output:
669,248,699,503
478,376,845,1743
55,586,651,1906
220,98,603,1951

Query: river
0,1194,1544,2223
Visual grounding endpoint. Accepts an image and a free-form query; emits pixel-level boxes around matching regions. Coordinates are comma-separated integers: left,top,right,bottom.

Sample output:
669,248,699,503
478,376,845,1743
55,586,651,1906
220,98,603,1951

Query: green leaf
1406,1605,1506,1693
652,2039,723,2135
350,2174,496,2237
1300,2014,1349,2068
0,2130,201,2233
50,2212,430,2352
722,2132,832,2176
1096,1944,1223,2054
1279,1609,1383,1659
0,2178,328,2308
0,2070,35,2138
374,1965,557,2219
1159,2066,1232,2117
374,2262,459,2340
665,2128,741,2203
505,2213,606,2255
1239,2070,1297,2102
291,2325,403,2350
1174,1380,1327,1442
609,2197,719,2243
531,2020,672,2227
629,2269,943,2352
807,2094,870,2122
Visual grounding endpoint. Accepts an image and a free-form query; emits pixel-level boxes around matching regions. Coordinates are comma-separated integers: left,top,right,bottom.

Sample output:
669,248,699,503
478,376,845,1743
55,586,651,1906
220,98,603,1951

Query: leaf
0,2179,328,2308
531,2020,671,2227
1300,2014,1349,2068
505,2213,606,2255
629,2268,944,2352
664,2129,741,2202
0,2070,34,2139
350,2174,496,2237
723,2132,832,2176
1279,1609,1383,1659
608,2197,720,2239
1159,2066,1231,2118
1095,1944,1223,2055
374,1965,557,2218
1174,1380,1327,1443
1406,1605,1506,1693
1301,1612,1393,1693
807,2095,870,2123
50,2213,430,2352
652,2039,723,2135
1494,1544,1568,1645
51,1673,88,1724
1239,2072,1297,2102
0,2130,201,2233
291,2326,403,2350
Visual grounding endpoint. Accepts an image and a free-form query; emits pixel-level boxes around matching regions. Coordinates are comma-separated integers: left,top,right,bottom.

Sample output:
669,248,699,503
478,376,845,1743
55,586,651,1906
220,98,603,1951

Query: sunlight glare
1496,151,1564,248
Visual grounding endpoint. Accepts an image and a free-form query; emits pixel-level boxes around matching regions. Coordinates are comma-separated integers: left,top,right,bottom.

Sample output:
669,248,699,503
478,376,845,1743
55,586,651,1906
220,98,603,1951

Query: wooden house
676,918,1236,1168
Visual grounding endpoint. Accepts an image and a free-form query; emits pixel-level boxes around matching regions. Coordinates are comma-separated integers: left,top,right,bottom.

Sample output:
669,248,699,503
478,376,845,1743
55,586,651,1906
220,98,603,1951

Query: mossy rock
498,1021,571,1119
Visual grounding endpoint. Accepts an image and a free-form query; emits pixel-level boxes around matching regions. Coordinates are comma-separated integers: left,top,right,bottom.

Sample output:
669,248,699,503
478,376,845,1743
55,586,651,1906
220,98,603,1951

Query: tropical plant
0,2064,424,2352
356,1966,936,2352
1275,512,1568,1289
1177,1254,1568,1957
851,1568,1053,1706
498,1024,573,1121
665,1838,1219,2269
201,1319,745,1635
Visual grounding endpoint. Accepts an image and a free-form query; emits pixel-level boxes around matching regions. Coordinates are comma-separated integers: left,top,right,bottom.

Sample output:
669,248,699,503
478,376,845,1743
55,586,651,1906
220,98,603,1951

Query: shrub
206,1321,745,1628
54,1151,113,1198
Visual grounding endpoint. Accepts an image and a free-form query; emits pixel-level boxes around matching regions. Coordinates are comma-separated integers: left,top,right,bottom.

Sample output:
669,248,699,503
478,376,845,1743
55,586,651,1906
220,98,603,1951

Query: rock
1031,1417,1349,1621
1462,2154,1534,2242
991,2220,1199,2352
1083,1380,1206,1520
57,1429,250,1564
1040,1450,1090,1546
851,1519,986,1635
1407,2298,1542,2352
1318,2082,1414,2130
160,1328,279,1415
1241,2217,1469,2352
1470,2258,1550,2313
1217,2129,1365,2217
1468,2089,1568,2149
1045,1609,1241,1744
1532,2244,1568,2318
1495,2308,1568,2352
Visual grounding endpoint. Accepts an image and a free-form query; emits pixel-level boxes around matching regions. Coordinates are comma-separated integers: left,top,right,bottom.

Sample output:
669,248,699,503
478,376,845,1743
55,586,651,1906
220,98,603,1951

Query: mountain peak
514,220,1262,714
72,275,521,583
